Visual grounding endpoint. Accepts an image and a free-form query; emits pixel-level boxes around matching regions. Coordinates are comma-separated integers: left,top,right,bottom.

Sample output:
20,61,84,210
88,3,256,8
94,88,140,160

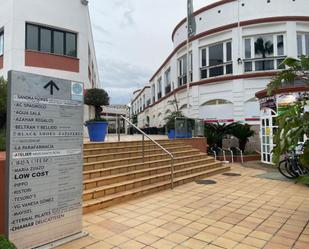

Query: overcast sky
89,0,216,104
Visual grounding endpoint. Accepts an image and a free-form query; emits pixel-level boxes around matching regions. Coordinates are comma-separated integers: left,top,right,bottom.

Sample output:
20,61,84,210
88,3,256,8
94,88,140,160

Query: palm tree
230,124,255,151
268,56,309,94
204,122,239,148
254,37,274,70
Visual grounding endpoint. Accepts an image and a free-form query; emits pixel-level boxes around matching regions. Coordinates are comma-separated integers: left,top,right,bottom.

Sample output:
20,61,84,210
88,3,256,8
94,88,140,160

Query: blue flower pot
86,122,108,142
168,129,175,140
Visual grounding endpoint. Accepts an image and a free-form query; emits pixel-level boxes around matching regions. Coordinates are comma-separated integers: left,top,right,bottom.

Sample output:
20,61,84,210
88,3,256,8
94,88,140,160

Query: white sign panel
6,71,84,249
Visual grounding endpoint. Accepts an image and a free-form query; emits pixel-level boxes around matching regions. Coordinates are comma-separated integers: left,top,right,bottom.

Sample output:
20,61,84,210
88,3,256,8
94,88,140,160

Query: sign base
34,231,88,249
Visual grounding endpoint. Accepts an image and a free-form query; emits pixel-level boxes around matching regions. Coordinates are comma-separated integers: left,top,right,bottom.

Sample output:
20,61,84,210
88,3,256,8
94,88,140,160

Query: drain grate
196,179,217,185
222,173,242,177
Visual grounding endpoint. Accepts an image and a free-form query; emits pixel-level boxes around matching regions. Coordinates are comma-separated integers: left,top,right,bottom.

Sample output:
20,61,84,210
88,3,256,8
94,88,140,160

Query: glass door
260,108,277,164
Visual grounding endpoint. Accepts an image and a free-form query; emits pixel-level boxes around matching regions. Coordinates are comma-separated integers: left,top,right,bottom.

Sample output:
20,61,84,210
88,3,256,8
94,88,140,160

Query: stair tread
84,139,177,145
83,157,216,184
83,149,202,166
83,154,213,175
83,145,192,159
83,161,222,193
83,165,230,207
84,142,185,152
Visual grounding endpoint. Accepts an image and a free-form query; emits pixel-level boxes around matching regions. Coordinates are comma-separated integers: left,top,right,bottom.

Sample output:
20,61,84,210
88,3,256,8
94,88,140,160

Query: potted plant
84,88,110,142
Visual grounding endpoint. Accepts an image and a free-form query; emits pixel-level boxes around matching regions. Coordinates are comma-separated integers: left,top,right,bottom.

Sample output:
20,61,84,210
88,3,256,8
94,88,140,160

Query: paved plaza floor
58,164,309,249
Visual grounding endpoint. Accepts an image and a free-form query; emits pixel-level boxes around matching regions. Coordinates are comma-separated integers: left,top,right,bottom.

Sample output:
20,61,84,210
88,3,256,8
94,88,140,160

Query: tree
0,77,7,129
267,56,309,169
84,88,109,120
230,124,255,151
255,37,274,70
204,122,239,148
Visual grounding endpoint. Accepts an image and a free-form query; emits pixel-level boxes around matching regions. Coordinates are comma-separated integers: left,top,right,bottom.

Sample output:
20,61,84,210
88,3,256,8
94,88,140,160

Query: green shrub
0,129,5,151
0,235,17,249
84,88,109,120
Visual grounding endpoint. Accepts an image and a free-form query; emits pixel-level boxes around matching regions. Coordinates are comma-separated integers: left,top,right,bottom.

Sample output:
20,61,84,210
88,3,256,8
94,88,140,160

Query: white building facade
131,0,309,129
0,0,100,122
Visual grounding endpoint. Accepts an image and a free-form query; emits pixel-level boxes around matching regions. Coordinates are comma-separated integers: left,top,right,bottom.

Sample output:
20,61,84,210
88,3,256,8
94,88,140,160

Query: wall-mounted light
237,58,243,64
81,0,89,5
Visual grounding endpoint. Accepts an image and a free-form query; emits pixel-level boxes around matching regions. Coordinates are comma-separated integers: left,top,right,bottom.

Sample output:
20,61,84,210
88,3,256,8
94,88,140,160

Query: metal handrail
224,147,234,164
118,115,175,189
210,147,217,161
235,147,244,164
217,147,226,162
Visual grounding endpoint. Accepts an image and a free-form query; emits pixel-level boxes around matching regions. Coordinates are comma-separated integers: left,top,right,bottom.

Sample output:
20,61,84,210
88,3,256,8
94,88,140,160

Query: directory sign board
6,71,84,249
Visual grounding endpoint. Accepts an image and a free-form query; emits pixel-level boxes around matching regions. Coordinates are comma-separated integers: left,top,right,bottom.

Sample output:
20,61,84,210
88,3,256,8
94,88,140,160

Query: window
164,68,171,94
157,77,162,99
0,31,3,56
178,55,187,86
201,99,232,106
152,84,156,103
40,28,52,53
66,33,77,57
54,31,64,55
200,41,232,79
143,95,146,109
26,23,77,57
243,34,285,72
297,33,309,56
26,24,39,51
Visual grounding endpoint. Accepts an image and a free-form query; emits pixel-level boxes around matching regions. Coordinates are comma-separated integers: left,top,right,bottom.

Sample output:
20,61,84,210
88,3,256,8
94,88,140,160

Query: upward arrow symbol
44,80,59,95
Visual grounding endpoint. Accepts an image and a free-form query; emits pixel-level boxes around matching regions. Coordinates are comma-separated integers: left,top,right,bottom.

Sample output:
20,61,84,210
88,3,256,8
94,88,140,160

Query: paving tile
182,238,208,249
221,231,246,242
149,227,171,238
165,232,189,244
57,236,99,249
299,234,309,243
270,235,296,247
294,240,309,249
121,228,144,239
193,231,217,243
230,226,252,235
85,241,114,249
203,226,226,236
263,242,291,249
151,238,178,249
160,221,183,232
134,223,157,232
104,235,130,246
204,245,226,249
249,230,273,241
177,227,200,237
98,220,131,234
135,233,160,245
241,236,267,248
211,237,238,248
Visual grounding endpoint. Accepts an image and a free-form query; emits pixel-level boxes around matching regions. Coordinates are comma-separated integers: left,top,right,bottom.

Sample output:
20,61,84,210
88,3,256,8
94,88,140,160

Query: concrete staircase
82,139,230,213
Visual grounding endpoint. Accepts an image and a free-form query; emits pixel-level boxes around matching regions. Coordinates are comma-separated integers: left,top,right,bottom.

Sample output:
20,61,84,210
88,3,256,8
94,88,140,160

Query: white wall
132,0,309,128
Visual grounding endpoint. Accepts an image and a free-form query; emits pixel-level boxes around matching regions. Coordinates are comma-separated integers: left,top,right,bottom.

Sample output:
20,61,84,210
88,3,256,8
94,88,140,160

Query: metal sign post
6,71,86,249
